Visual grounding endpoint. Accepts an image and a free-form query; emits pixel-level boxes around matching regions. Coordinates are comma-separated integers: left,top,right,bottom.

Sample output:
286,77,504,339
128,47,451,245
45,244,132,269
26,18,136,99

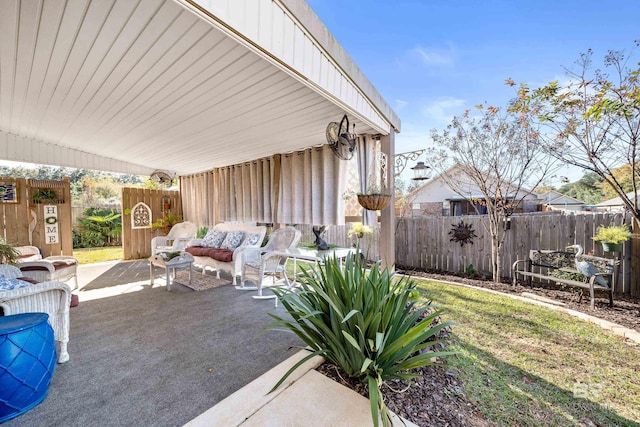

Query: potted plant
592,224,632,252
0,238,20,264
357,183,392,211
31,188,58,204
151,211,183,235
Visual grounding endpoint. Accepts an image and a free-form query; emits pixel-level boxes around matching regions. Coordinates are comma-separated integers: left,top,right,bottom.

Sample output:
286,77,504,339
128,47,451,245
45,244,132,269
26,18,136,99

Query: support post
379,131,395,269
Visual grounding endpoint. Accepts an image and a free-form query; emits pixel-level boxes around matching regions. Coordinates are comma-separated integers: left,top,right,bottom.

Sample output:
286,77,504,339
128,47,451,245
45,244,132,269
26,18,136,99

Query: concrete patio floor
71,261,414,427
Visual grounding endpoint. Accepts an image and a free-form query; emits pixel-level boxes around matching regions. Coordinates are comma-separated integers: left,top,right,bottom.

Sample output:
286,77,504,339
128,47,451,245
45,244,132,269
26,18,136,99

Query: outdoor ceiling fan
150,170,175,186
326,114,356,160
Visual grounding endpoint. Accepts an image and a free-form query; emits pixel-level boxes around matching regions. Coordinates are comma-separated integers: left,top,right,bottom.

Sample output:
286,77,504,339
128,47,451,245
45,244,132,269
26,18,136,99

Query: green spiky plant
269,252,455,427
0,238,20,265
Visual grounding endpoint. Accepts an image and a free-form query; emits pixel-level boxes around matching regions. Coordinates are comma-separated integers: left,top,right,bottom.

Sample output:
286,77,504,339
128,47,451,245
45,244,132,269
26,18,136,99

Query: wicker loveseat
185,223,267,286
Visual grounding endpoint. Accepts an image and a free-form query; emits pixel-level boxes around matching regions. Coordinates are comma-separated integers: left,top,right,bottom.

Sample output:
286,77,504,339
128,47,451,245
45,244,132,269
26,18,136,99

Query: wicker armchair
0,272,71,364
239,227,301,297
151,221,198,256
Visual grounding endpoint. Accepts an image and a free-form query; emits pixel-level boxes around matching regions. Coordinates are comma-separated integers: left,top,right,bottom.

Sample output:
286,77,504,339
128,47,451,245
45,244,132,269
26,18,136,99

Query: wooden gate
121,188,182,260
0,177,72,256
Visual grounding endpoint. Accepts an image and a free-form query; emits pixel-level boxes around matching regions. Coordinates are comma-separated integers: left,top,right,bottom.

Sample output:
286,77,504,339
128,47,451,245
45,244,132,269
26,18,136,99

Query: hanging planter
357,193,391,211
601,242,622,252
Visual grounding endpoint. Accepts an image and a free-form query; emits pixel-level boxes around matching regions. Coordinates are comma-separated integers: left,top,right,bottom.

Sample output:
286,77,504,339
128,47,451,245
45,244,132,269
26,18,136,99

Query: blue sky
307,0,640,183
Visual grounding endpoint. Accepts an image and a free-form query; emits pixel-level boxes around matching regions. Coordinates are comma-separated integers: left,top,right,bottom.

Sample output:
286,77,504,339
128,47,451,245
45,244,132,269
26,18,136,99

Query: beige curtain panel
277,144,346,225
180,171,216,226
218,156,276,223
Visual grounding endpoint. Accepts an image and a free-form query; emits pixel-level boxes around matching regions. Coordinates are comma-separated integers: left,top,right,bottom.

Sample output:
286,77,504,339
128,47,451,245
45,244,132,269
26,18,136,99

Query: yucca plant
269,252,455,427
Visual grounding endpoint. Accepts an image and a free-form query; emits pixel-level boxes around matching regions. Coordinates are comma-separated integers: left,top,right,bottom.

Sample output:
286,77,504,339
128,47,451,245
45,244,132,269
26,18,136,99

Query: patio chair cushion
220,231,245,250
185,247,234,263
19,259,78,272
202,230,227,248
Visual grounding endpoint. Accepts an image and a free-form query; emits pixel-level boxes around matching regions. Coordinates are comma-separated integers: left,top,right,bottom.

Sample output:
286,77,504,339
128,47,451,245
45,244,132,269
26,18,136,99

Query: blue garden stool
0,313,56,423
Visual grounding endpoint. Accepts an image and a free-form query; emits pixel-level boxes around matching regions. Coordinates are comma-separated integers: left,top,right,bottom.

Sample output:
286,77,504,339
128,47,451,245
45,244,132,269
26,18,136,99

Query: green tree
509,43,640,221
597,164,635,200
431,104,554,282
558,173,604,205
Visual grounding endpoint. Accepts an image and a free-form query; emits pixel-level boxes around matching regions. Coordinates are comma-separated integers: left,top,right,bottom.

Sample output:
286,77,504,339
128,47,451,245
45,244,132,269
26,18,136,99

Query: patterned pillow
202,230,227,248
239,233,262,249
220,231,245,250
0,277,33,291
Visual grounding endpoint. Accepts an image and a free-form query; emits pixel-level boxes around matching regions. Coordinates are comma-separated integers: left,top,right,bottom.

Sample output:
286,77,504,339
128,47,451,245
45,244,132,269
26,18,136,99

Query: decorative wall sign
0,181,18,203
131,202,152,229
44,205,59,244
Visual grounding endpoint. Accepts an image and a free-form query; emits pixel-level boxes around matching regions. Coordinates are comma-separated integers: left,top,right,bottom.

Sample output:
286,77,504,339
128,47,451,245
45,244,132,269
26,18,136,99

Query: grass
416,279,640,426
73,246,123,264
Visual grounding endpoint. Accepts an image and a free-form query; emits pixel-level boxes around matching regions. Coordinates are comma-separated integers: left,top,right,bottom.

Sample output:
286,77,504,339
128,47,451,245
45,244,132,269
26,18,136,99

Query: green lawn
417,279,640,426
73,246,123,264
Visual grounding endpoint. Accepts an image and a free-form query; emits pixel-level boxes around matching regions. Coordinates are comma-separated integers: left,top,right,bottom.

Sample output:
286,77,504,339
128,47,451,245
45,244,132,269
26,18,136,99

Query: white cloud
395,99,409,110
420,97,466,125
410,45,454,66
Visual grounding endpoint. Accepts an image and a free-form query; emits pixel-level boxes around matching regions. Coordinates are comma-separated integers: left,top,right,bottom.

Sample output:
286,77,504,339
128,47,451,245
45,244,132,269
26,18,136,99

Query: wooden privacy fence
0,177,73,256
396,212,635,296
121,188,182,260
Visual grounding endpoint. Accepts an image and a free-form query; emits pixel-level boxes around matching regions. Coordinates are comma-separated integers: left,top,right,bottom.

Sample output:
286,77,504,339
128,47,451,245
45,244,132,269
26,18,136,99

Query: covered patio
0,0,400,264
1,0,402,425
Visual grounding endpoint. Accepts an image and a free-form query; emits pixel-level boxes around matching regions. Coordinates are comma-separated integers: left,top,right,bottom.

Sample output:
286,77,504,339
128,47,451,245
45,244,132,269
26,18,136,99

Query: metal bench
512,249,616,310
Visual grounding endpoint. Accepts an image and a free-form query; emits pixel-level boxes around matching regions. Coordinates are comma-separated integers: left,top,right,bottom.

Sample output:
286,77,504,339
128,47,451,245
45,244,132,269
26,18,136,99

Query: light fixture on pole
393,149,430,180
411,161,431,181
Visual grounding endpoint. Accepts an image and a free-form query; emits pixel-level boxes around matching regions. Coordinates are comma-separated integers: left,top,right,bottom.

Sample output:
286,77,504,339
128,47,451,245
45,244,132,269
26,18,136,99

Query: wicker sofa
0,265,71,363
185,223,267,286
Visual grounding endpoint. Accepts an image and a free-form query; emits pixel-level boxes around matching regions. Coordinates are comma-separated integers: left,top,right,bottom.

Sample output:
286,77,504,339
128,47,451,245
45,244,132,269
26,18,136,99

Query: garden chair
151,221,198,255
238,226,301,298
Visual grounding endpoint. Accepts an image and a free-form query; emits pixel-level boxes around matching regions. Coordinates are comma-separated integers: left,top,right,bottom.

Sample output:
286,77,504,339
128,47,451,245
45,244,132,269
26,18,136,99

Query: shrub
592,224,632,244
269,252,455,427
74,208,122,248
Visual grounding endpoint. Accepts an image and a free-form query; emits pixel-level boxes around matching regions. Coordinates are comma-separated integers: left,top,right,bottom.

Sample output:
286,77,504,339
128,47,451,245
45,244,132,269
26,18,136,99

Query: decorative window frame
131,202,152,229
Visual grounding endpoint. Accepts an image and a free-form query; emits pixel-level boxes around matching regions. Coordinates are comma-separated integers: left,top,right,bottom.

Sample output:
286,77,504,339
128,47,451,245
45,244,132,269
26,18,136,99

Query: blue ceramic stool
0,313,56,423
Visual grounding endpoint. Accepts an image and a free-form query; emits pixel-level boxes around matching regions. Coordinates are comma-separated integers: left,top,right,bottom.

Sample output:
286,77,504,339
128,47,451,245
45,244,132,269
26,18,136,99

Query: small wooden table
149,252,194,291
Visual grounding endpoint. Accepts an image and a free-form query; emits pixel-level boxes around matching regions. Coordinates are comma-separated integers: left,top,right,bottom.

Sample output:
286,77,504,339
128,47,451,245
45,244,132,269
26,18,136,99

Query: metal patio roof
0,0,400,177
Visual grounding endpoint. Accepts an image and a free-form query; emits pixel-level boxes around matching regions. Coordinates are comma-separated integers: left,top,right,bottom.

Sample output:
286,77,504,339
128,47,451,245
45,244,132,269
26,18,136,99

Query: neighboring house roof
538,190,586,206
595,191,640,207
405,164,539,202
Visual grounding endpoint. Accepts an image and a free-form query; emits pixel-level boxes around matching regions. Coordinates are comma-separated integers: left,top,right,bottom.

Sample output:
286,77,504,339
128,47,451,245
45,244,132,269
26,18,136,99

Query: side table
0,313,56,422
149,252,194,291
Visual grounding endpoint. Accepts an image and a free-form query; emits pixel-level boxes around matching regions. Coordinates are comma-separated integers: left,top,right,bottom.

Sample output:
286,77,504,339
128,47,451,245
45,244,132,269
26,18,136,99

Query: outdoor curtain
277,144,346,225
180,171,216,225
357,135,377,226
218,156,276,223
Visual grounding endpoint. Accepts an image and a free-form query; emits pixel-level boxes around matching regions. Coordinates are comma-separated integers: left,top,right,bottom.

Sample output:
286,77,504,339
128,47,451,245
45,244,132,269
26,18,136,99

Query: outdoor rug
172,269,231,291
